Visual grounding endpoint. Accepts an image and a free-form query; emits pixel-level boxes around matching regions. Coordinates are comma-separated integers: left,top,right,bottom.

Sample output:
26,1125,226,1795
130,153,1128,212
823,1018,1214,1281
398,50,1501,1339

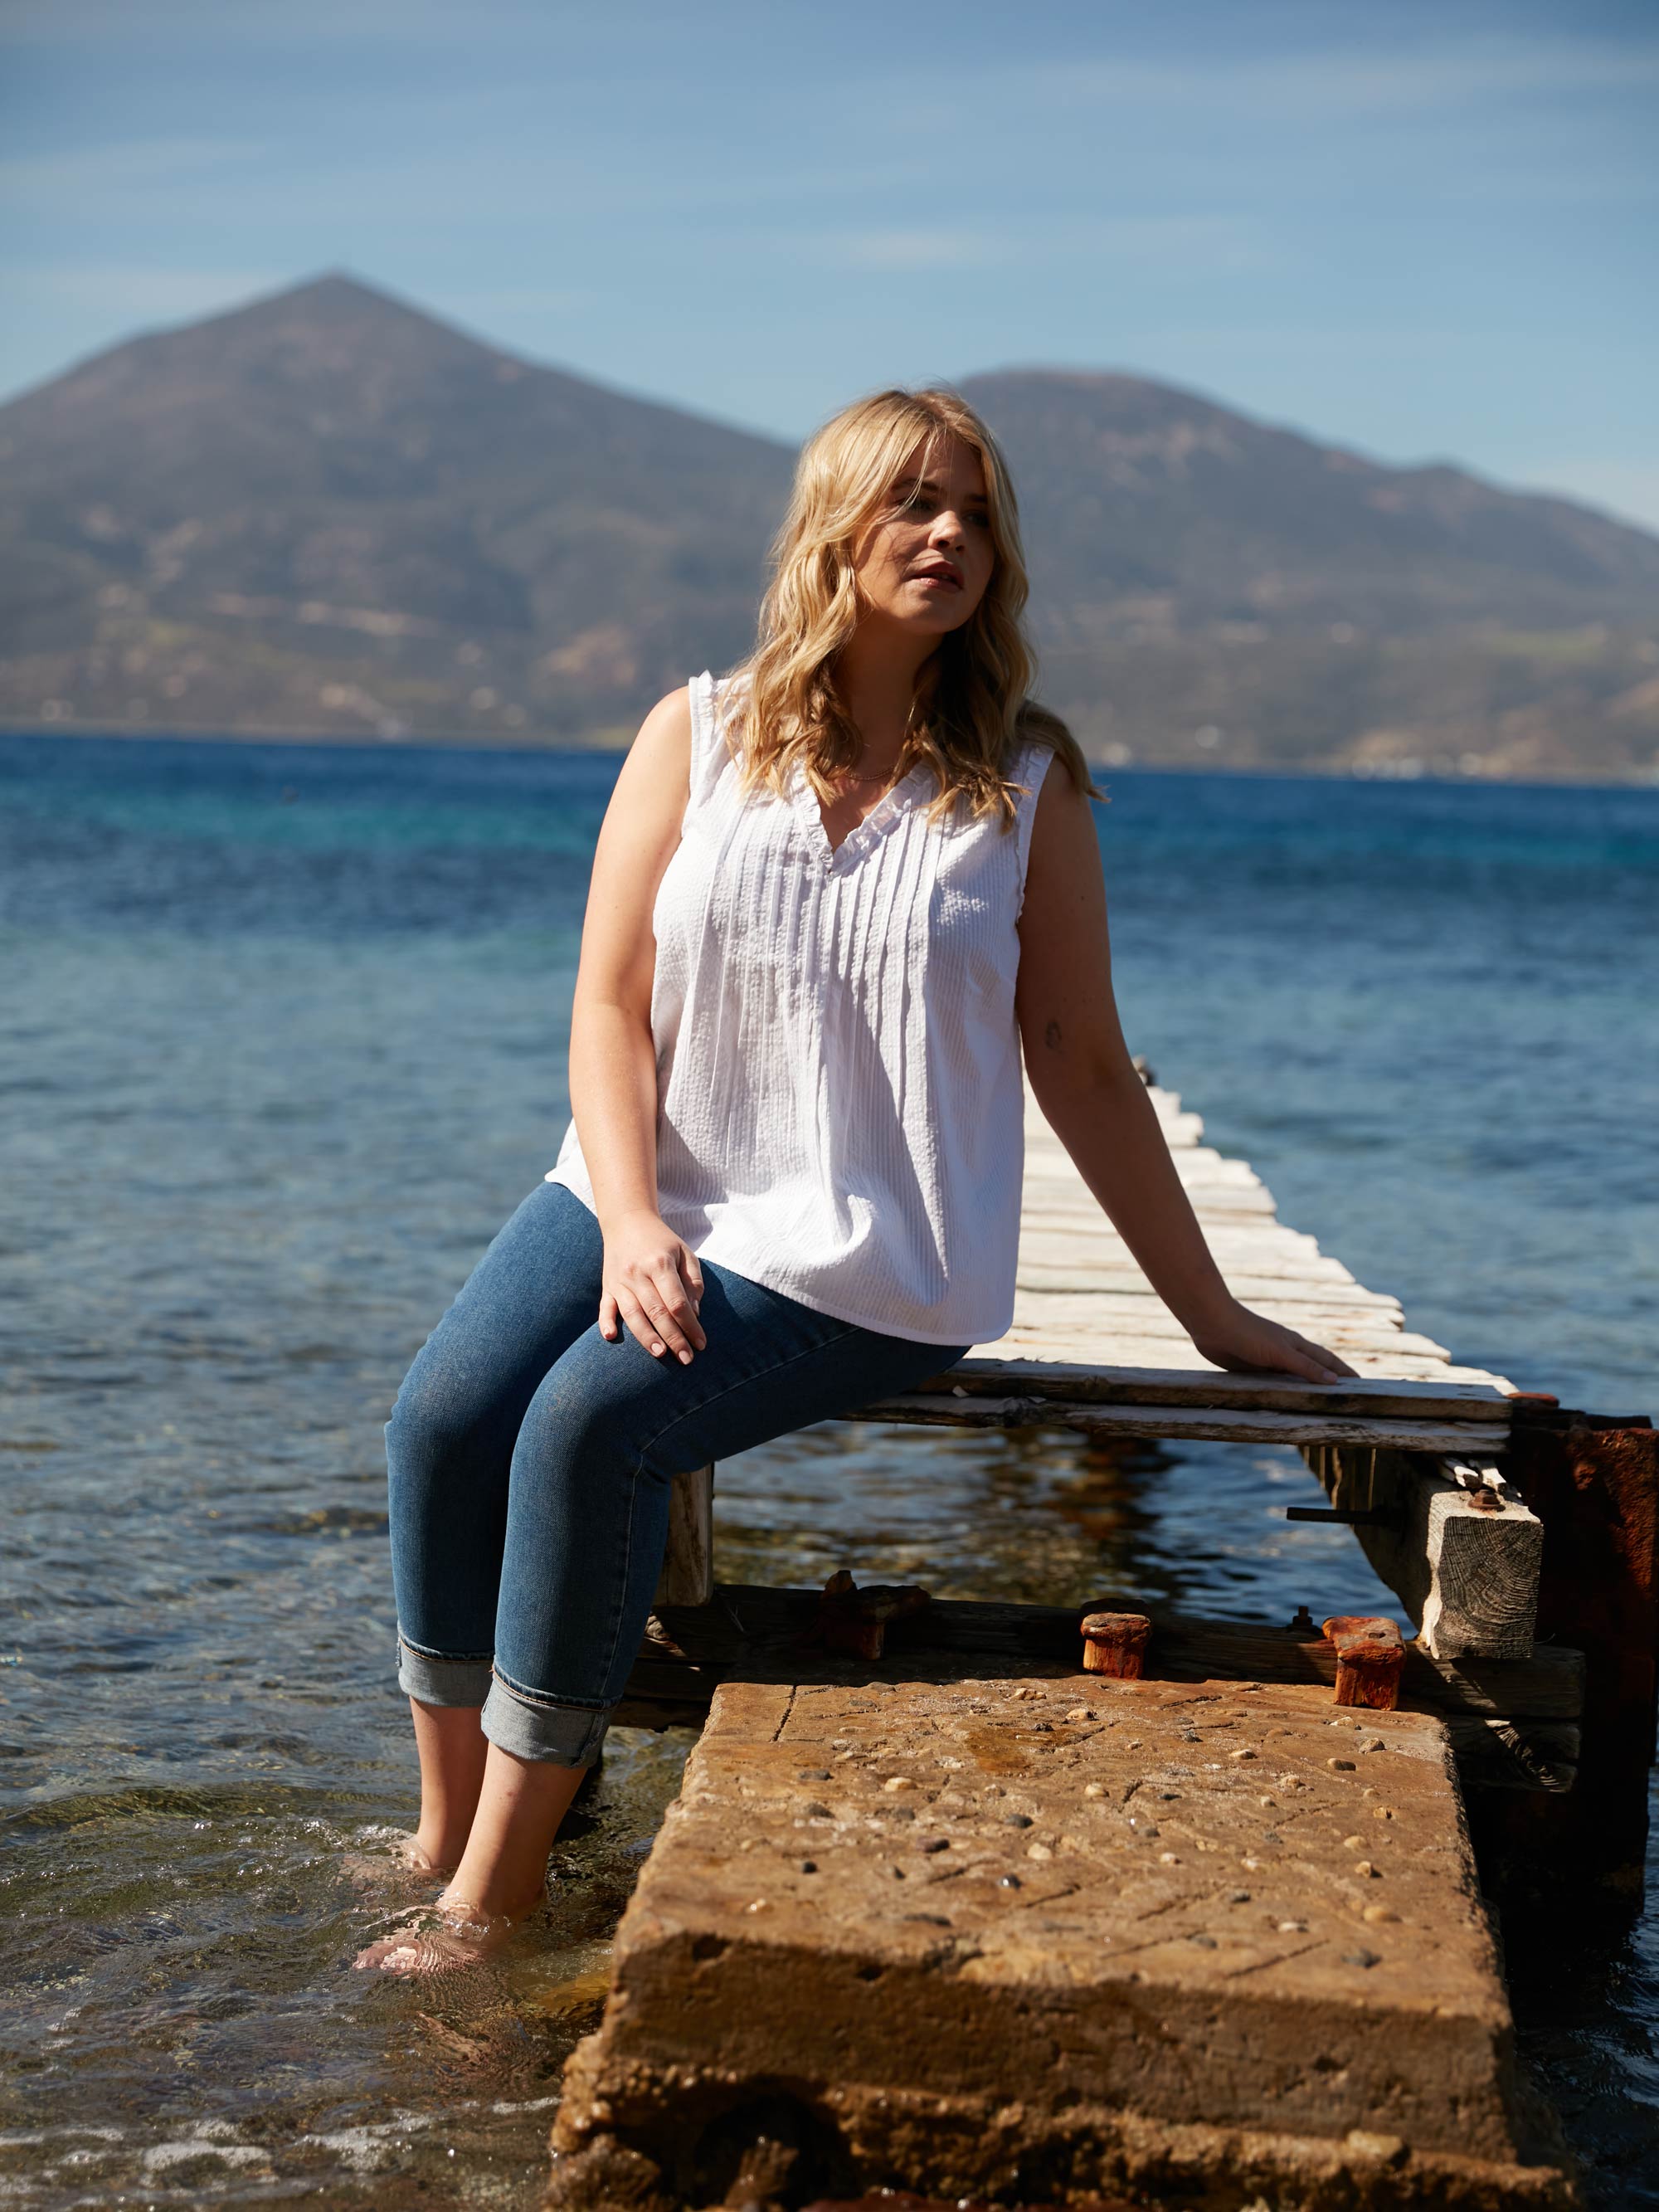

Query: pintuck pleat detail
547,669,1056,1346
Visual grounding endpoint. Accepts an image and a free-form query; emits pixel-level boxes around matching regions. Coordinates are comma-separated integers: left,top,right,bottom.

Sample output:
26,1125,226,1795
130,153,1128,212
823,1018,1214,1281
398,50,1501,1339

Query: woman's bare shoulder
607,686,691,794
633,685,693,750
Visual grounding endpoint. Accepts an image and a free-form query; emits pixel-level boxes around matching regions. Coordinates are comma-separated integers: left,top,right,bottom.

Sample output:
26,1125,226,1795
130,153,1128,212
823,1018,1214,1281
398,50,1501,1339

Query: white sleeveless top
547,669,1055,1346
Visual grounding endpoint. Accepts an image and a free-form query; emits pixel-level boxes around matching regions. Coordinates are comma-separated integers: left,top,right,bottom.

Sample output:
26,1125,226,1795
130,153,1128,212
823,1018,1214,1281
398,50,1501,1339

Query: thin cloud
1007,35,1659,119
830,230,997,272
821,213,1270,275
0,135,266,204
14,266,286,320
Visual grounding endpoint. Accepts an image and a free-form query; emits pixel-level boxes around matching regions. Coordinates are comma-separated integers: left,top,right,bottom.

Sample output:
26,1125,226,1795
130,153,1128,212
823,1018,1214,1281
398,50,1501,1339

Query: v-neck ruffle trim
787,758,934,874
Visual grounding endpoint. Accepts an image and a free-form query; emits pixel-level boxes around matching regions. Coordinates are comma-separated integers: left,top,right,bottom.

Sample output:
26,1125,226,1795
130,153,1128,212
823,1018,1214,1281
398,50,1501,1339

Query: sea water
1,733,1654,2207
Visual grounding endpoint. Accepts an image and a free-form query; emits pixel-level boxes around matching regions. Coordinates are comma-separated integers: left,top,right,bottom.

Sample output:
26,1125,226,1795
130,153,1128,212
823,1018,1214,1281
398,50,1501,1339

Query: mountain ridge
2,271,1655,777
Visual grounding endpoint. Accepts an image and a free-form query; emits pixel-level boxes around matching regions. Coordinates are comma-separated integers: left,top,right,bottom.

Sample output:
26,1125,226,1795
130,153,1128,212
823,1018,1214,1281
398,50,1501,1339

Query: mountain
0,272,794,743
2,272,1656,776
956,371,1659,776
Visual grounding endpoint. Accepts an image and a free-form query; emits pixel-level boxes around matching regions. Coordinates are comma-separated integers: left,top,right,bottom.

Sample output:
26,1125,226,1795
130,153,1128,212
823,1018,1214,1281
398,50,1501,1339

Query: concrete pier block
547,1674,1575,2210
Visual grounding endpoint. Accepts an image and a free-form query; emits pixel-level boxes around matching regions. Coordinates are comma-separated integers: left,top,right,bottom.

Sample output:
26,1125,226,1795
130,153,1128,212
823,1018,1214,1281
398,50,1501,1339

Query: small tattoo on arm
1044,1020,1063,1051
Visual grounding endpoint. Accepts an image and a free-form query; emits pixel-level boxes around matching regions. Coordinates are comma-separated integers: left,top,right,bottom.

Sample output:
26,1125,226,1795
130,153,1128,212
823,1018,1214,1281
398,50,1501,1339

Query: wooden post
1300,1442,1541,1659
653,1463,714,1609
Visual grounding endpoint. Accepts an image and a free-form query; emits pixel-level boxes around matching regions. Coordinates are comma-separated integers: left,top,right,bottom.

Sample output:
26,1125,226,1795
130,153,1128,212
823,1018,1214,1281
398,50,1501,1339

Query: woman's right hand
600,1210,707,1363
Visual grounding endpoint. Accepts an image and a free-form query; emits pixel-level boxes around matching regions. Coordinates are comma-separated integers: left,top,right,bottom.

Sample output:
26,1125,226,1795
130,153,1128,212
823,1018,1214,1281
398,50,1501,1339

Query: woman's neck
834,622,936,768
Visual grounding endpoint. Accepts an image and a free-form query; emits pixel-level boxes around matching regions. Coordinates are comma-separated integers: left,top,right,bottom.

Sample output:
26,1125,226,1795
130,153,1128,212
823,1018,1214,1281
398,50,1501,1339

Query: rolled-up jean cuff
397,1634,492,1708
481,1669,611,1766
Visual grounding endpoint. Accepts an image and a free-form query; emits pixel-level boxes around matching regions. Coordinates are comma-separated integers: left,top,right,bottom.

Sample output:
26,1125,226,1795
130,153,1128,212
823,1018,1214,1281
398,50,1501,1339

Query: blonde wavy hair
722,386,1097,827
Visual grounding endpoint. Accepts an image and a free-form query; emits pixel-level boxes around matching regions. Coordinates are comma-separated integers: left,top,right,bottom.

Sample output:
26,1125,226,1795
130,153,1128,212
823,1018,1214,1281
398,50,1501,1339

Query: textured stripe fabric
547,669,1055,1346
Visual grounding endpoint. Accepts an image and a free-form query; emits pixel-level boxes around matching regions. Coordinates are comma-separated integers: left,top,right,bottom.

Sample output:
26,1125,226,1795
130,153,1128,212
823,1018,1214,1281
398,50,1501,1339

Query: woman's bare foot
342,1830,456,1893
353,1739,588,1974
352,1890,535,1976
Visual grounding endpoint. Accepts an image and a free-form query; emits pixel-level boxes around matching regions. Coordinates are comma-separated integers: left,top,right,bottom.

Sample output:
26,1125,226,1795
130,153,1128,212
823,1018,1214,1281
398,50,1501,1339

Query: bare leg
444,1745,587,1918
354,1742,586,1973
408,1698,490,1873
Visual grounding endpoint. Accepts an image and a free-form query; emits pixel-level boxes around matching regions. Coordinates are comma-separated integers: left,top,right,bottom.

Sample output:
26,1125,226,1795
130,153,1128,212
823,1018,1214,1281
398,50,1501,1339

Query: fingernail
679,1350,693,1365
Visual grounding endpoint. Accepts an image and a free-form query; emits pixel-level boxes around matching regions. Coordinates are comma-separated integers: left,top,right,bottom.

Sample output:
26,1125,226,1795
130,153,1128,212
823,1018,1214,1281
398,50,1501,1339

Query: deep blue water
0,733,1655,2207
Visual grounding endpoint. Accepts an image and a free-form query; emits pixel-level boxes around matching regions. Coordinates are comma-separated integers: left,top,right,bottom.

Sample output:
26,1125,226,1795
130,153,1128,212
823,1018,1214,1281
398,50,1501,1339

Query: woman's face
850,434,995,638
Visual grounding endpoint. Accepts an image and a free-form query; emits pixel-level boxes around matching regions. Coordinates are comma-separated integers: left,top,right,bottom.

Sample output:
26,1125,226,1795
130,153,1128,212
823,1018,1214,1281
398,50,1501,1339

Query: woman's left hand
1189,1297,1360,1385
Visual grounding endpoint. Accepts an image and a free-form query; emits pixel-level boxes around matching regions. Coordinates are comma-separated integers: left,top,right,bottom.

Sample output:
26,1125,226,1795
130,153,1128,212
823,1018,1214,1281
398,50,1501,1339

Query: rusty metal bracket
1285,1505,1397,1527
796,1569,932,1662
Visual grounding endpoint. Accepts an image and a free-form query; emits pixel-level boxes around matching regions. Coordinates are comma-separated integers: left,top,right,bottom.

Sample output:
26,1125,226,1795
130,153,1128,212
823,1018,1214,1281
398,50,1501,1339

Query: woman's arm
567,687,708,1364
1014,763,1356,1385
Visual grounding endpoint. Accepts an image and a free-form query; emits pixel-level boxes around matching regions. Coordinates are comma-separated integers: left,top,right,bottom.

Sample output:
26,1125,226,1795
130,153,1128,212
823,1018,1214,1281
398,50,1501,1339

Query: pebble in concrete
548,1674,1574,2210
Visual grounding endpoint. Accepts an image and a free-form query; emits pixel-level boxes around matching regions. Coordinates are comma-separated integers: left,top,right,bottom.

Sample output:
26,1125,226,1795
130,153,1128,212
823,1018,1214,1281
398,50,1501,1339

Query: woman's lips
912,571,961,590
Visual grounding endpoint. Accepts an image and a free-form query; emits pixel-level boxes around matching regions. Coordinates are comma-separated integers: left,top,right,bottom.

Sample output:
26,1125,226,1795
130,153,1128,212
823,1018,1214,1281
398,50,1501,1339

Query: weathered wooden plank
872,1075,1522,1484
1014,1284,1408,1329
1014,1230,1356,1267
1027,1189,1281,1220
1014,1245,1370,1291
849,1392,1512,1455
980,1328,1506,1388
1004,1298,1453,1358
1000,1323,1453,1363
1014,1258,1375,1287
1302,1445,1542,1660
1014,1252,1386,1294
900,1359,1514,1422
1026,1152,1263,1190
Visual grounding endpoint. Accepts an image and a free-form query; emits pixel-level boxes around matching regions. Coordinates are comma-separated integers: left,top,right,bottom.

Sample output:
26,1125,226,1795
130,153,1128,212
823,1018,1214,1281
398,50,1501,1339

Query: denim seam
590,1318,863,1694
398,1630,494,1666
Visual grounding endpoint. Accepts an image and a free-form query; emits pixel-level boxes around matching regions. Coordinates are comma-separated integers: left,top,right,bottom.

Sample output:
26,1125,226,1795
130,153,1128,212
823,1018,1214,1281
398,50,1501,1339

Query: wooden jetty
545,1074,1657,2212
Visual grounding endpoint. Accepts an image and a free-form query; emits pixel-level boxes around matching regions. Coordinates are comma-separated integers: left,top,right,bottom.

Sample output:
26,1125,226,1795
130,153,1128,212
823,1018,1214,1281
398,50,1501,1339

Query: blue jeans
386,1181,968,1766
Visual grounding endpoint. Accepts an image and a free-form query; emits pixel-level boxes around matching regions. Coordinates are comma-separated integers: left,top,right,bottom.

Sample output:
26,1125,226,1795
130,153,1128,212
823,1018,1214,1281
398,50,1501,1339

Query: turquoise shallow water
0,733,1655,2207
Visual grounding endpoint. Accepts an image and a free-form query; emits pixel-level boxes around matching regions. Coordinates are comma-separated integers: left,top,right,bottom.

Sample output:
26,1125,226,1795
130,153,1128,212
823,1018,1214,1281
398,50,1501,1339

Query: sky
2,0,1657,527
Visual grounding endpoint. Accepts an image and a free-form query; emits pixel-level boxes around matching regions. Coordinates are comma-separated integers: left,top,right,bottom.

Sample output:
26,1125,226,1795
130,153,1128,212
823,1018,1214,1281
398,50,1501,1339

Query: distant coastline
6,717,1656,787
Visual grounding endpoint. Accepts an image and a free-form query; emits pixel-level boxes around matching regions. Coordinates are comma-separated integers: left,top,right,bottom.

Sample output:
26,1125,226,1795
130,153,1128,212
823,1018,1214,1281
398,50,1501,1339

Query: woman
355,387,1355,1974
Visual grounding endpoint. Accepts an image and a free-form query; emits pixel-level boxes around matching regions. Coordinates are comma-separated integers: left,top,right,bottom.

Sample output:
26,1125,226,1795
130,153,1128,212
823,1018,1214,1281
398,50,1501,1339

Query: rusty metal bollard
1079,1610,1151,1678
1321,1615,1405,1710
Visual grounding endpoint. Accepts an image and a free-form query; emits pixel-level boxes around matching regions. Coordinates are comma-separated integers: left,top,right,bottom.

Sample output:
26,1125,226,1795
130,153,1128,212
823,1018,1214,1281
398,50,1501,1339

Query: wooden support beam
1481,1410,1659,1889
1301,1444,1542,1659
848,1391,1511,1456
612,1586,1584,1794
651,1462,713,1608
898,1358,1514,1424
